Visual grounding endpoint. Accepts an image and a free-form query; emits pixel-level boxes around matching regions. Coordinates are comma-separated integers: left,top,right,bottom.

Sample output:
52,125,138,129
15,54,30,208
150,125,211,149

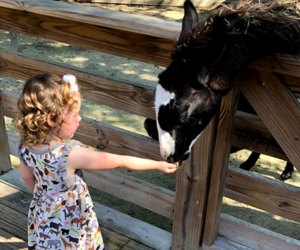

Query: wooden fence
66,0,225,9
0,0,300,249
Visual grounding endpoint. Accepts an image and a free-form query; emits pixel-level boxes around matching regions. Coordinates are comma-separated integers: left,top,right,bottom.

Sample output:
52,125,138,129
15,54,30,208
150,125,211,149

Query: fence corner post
0,91,12,174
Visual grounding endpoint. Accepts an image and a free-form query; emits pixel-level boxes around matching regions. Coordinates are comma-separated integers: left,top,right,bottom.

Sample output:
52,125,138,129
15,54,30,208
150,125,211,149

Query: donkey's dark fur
153,0,300,164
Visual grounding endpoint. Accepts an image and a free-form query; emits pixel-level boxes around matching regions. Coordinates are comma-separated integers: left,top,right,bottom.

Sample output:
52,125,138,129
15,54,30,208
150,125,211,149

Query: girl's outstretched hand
68,147,179,173
158,161,178,174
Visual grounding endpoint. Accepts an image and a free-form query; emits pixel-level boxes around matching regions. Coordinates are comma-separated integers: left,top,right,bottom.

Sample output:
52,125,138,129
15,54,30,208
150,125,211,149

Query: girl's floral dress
18,140,104,250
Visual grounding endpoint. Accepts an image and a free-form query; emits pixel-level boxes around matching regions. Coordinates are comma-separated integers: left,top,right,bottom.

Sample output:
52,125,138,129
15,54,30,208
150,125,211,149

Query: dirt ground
1,1,300,241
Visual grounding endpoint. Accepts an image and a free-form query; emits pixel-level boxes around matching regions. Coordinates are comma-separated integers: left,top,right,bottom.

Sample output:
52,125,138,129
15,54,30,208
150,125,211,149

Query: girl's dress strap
60,140,84,190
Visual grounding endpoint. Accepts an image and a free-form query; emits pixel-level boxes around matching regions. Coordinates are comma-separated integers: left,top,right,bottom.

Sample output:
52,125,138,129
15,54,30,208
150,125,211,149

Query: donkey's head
151,0,300,163
154,1,226,163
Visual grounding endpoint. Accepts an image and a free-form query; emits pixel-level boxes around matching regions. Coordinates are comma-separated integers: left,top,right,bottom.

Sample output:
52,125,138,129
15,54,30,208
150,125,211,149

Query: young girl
16,73,177,250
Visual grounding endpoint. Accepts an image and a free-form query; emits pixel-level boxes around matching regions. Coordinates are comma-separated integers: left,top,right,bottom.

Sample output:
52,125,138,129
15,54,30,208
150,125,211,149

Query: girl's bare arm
68,147,177,174
19,162,35,192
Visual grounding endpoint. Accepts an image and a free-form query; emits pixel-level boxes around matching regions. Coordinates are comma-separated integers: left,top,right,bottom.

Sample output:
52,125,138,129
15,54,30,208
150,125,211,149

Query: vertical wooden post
171,116,218,249
202,85,240,245
0,92,12,174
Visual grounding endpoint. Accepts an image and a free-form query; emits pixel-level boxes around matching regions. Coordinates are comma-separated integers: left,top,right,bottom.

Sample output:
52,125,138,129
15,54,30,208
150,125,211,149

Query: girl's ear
47,113,57,128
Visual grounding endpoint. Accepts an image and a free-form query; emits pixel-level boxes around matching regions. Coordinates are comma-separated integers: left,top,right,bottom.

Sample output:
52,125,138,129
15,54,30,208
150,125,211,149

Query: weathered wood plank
121,240,153,250
76,117,161,159
0,6,174,67
202,236,252,250
70,0,225,9
0,91,12,174
1,1,298,69
0,0,180,40
0,228,27,250
0,200,27,240
225,167,300,223
232,111,288,161
250,54,300,78
171,116,218,249
0,181,30,214
218,214,300,250
203,86,240,246
241,71,300,173
231,127,288,161
6,132,19,156
94,201,171,250
0,51,156,119
280,74,300,98
84,170,175,219
234,111,269,138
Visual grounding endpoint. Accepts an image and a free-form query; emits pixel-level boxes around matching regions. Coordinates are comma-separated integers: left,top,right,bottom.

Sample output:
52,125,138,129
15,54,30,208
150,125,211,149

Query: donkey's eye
179,118,186,125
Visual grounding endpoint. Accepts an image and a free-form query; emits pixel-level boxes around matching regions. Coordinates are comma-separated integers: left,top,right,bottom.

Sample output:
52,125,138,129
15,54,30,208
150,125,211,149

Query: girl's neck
47,135,64,147
31,135,64,151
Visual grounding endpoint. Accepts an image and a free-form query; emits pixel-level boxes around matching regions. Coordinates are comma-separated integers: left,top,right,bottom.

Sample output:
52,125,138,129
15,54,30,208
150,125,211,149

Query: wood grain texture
241,71,300,173
84,170,175,219
225,168,300,223
0,92,12,173
278,74,300,97
171,117,218,249
65,0,225,8
76,117,160,159
0,228,27,250
0,0,180,40
0,51,156,119
0,199,27,241
231,127,288,161
234,111,270,137
218,214,300,250
202,236,253,250
250,54,300,78
0,6,174,67
203,86,240,246
232,111,288,160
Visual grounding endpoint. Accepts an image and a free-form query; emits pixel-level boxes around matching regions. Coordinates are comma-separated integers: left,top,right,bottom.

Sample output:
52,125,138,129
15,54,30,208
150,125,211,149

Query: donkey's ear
178,0,199,46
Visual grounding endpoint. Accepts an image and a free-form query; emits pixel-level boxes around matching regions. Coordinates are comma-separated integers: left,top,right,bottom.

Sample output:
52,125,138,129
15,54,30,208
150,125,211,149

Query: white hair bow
62,74,78,93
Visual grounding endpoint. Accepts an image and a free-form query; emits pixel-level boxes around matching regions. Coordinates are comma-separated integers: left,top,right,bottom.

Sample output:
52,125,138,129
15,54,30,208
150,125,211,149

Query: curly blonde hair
16,73,81,146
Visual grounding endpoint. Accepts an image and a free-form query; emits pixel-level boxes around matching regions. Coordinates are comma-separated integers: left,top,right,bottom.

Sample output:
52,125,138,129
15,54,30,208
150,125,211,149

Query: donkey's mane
153,0,299,163
153,0,299,162
171,0,300,94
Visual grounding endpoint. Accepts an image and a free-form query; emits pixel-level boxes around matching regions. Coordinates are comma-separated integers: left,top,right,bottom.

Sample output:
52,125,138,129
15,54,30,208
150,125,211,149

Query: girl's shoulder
64,139,83,150
19,140,82,153
18,143,64,167
18,140,82,162
60,140,84,165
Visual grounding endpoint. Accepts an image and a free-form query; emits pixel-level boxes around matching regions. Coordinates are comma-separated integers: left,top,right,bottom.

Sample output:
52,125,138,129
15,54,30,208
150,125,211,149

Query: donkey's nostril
166,156,176,163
